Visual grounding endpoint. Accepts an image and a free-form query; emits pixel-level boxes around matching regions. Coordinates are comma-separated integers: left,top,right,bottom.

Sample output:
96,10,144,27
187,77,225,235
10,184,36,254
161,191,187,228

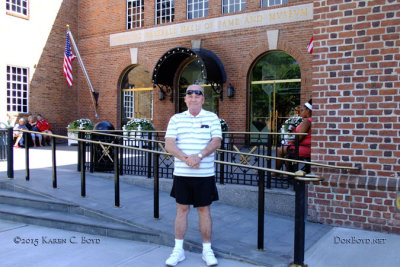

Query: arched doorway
152,47,226,114
120,65,153,125
249,51,301,134
177,59,219,114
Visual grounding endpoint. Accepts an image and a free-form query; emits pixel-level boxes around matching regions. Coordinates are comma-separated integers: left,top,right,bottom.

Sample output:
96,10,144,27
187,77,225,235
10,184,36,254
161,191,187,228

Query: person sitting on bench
275,99,312,173
26,115,43,147
36,114,52,146
13,118,29,148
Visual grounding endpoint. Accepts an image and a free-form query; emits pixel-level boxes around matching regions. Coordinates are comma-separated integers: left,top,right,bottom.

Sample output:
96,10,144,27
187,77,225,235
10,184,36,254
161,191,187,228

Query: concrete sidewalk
1,145,400,267
0,219,253,267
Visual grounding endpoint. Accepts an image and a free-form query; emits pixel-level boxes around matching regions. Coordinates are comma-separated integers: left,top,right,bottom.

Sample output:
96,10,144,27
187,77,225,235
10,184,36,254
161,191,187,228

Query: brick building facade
2,0,399,232
308,0,400,233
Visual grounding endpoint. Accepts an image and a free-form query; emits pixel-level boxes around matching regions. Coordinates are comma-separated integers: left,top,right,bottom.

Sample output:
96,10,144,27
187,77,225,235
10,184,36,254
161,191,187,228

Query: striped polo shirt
165,109,222,177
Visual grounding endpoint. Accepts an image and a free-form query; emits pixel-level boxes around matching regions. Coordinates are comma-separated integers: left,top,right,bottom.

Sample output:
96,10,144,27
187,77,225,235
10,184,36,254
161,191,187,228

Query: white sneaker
165,248,185,266
202,248,218,266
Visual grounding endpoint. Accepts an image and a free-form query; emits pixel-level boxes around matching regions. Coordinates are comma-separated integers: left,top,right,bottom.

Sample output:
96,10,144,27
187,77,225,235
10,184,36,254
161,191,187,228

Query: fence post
153,153,159,219
7,128,14,179
291,177,306,266
52,136,57,188
147,132,152,178
219,134,225,185
294,135,300,170
257,169,265,250
24,132,30,181
77,131,81,172
80,135,86,197
119,134,123,176
114,142,120,207
266,134,272,189
90,133,94,173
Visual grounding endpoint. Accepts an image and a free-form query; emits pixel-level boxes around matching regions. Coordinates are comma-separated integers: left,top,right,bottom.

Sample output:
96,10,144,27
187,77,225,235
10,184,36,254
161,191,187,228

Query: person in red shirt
36,114,53,145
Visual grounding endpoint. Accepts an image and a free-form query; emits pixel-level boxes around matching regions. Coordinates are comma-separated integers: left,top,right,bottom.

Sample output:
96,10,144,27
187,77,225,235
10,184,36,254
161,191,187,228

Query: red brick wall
309,0,400,233
28,0,79,134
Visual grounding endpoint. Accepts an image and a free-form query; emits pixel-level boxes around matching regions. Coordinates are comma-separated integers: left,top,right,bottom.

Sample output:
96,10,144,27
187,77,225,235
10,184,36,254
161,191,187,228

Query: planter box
68,132,78,146
124,131,153,148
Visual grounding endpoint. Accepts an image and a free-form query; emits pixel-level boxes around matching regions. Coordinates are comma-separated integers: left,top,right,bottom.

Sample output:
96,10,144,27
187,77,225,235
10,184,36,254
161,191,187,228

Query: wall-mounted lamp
158,88,165,100
227,83,235,98
154,84,173,102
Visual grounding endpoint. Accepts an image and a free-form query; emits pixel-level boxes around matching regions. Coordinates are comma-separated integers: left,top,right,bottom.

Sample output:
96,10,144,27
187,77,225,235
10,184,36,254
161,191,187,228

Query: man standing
165,84,222,266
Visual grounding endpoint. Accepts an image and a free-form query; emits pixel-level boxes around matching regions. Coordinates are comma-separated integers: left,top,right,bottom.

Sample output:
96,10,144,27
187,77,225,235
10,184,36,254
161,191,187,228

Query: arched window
120,65,153,125
249,51,301,133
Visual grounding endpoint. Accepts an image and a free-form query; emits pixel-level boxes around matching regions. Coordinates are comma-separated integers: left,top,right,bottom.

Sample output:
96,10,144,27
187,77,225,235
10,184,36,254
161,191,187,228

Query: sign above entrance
110,3,313,47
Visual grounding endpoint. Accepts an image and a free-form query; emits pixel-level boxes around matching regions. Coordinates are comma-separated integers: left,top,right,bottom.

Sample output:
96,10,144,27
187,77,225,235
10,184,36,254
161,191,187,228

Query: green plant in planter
125,118,155,131
280,116,303,134
219,118,229,132
67,119,94,130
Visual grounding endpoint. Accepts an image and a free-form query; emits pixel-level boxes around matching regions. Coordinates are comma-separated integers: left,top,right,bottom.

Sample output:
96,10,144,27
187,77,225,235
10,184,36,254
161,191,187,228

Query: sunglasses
186,90,203,96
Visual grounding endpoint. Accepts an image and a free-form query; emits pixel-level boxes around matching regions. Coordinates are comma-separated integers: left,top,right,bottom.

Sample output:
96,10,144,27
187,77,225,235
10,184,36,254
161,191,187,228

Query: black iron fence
0,129,8,161
78,130,308,190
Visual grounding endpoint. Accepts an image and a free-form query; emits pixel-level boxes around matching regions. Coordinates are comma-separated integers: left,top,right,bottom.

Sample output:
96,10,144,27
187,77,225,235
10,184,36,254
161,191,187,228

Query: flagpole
66,25,99,119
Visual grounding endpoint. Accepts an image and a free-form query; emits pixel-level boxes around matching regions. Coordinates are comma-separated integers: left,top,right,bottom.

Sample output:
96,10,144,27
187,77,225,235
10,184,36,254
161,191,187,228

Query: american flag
307,36,314,54
63,31,76,86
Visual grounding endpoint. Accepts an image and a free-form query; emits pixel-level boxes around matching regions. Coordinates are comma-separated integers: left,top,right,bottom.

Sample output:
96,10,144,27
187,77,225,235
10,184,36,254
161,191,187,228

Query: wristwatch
197,153,203,159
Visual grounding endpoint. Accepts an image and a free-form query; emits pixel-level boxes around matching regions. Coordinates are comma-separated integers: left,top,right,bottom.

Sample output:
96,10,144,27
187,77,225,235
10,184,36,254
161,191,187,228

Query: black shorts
170,175,219,208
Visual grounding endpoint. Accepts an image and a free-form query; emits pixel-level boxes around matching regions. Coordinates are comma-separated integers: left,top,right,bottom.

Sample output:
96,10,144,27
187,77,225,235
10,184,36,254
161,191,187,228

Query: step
0,186,259,265
0,189,81,213
0,203,162,244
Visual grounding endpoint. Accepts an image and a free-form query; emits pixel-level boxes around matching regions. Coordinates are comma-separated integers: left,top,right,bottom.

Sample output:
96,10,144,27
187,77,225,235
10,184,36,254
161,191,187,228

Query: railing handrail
19,129,170,156
20,129,360,172
68,129,359,172
17,129,312,177
70,129,309,136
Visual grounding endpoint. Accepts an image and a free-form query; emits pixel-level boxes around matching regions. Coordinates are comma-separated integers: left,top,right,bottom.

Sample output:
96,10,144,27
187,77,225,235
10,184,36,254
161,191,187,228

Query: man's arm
199,137,221,157
165,137,188,162
185,137,221,168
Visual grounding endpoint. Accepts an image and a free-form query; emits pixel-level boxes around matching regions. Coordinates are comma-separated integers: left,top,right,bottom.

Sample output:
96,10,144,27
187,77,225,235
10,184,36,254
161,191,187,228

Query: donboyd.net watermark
334,236,386,245
13,236,101,247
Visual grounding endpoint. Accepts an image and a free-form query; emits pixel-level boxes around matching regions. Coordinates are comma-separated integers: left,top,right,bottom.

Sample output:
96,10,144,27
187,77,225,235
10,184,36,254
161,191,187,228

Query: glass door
249,52,301,135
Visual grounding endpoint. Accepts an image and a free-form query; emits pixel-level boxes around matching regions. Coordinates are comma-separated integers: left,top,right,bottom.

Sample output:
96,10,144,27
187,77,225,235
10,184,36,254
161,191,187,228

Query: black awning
152,47,226,86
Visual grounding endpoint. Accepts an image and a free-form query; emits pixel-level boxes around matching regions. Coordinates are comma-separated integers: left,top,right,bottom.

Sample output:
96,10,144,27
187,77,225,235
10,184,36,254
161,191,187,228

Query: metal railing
5,128,360,267
73,129,318,190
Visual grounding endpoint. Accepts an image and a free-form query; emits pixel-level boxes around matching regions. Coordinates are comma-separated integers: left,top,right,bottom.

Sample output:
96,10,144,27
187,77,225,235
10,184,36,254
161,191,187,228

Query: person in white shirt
165,84,222,266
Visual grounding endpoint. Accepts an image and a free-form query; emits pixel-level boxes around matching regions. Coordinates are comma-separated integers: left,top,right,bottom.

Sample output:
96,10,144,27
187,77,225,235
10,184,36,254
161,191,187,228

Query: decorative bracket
154,84,173,102
208,81,223,100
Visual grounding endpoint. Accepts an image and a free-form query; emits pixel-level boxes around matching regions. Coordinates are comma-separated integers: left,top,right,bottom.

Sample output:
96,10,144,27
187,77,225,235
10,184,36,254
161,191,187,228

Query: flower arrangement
280,116,303,134
125,118,155,131
219,118,229,132
67,119,94,130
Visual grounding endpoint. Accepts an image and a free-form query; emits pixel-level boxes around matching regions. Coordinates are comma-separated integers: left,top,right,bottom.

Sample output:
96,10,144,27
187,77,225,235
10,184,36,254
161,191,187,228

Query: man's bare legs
197,205,212,243
175,203,190,239
167,204,217,266
166,204,190,266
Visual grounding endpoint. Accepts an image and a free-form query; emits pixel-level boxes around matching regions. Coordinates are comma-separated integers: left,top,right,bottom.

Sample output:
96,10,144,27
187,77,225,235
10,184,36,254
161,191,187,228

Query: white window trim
187,0,208,20
6,0,29,18
155,0,175,25
261,0,288,8
6,65,29,114
126,0,144,29
222,0,246,14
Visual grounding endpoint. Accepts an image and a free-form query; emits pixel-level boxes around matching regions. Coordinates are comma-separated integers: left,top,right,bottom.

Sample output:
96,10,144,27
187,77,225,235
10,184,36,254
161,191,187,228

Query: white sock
175,239,184,250
203,242,212,252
